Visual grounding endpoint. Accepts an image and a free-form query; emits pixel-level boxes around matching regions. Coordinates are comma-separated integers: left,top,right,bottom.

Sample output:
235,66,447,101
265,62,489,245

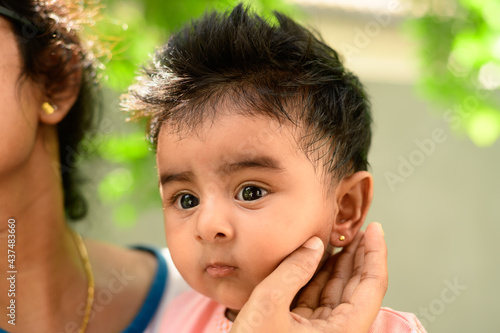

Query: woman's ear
330,171,373,247
38,50,82,125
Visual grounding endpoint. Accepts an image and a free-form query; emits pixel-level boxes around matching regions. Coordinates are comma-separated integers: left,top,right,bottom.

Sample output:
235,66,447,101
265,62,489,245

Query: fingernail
375,222,384,237
303,237,323,250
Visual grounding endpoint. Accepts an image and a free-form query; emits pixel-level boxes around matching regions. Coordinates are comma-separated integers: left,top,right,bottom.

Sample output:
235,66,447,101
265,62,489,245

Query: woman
0,1,167,331
0,1,387,332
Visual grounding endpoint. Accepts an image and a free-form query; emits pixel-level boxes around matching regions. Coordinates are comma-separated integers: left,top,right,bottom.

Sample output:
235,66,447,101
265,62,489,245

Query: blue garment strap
122,245,168,333
0,246,168,333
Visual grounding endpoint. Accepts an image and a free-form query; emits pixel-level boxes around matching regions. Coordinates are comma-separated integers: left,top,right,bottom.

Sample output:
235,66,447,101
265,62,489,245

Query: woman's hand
231,222,387,333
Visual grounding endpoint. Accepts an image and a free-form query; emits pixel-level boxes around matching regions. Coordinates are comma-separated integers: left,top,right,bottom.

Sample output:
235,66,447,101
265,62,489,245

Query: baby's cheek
249,248,292,284
251,233,327,284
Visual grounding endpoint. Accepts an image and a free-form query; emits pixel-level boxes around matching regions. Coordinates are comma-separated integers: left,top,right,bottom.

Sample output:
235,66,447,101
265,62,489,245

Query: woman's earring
339,235,345,241
42,102,57,115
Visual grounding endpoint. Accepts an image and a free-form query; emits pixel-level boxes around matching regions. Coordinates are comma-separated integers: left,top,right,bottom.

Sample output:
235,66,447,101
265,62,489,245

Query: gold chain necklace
70,229,95,333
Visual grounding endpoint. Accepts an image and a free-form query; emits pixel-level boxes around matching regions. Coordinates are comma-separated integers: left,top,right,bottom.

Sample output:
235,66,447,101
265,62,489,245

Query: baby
124,4,426,332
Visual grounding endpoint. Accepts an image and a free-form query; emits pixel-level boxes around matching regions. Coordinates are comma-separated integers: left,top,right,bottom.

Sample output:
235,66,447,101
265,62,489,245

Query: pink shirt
159,290,427,333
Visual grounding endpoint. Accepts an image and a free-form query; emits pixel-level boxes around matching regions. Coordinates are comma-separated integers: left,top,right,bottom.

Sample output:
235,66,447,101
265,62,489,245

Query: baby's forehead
156,109,338,190
159,107,305,144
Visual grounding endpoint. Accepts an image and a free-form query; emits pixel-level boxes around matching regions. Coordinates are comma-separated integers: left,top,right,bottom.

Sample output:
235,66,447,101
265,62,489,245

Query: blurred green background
76,0,499,331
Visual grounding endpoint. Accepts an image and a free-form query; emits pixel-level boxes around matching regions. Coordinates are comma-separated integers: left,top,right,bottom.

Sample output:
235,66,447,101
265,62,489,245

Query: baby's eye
176,193,200,209
236,186,267,201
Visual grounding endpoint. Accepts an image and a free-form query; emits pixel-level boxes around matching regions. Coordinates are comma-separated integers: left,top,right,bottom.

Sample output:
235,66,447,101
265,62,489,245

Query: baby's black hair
123,3,372,182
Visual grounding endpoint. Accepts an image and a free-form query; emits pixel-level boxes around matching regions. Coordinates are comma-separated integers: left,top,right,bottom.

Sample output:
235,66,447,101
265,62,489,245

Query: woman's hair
0,0,99,220
123,4,372,183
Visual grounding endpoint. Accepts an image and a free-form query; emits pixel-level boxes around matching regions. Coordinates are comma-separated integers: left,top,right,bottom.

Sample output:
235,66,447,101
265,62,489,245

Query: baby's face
156,109,337,312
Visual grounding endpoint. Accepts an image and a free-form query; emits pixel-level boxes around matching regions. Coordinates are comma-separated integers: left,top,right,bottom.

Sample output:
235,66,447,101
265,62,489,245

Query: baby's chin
215,290,250,311
194,268,278,315
202,283,255,315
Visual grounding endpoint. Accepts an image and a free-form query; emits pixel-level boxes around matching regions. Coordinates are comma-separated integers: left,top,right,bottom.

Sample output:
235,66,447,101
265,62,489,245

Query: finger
292,253,336,318
318,230,365,309
340,235,365,303
329,222,387,332
358,222,388,303
232,237,324,332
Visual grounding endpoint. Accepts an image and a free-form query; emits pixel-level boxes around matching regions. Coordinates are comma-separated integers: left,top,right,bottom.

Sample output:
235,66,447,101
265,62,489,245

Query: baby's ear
330,171,373,247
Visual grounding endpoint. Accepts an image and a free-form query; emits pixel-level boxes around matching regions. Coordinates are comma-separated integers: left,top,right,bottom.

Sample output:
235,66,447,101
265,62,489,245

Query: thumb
232,237,324,332
265,237,325,306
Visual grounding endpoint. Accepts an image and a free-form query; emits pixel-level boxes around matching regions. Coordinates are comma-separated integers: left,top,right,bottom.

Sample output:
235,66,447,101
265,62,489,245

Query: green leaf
97,132,150,163
113,204,138,229
98,168,135,202
408,1,500,147
466,108,500,146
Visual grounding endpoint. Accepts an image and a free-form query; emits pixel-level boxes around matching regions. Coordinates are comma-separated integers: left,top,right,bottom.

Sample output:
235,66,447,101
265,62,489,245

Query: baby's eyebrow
217,156,285,176
159,171,194,186
159,156,284,187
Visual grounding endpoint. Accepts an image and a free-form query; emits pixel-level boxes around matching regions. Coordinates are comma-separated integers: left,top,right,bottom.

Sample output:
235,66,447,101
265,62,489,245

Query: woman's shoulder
83,239,160,332
369,307,428,333
85,239,158,292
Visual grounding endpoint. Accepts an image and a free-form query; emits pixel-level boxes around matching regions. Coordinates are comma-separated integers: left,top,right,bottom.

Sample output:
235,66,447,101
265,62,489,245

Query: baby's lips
205,264,237,278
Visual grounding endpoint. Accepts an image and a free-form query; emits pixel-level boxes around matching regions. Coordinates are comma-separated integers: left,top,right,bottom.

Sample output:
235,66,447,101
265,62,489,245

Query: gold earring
42,102,56,115
339,235,345,241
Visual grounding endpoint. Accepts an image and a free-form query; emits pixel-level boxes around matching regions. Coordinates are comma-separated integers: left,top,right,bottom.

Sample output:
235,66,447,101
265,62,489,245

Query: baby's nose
195,202,234,242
